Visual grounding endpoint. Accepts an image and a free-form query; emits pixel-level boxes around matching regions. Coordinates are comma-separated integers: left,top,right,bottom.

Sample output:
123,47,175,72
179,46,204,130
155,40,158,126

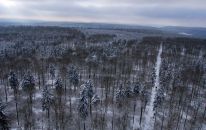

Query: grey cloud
0,0,206,27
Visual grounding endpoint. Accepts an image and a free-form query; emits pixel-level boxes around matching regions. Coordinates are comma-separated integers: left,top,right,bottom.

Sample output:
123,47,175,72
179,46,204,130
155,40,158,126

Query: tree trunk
4,79,8,102
84,121,86,130
14,90,19,126
47,109,50,130
89,98,92,116
133,102,136,126
55,107,58,130
64,79,67,101
140,105,143,126
161,106,165,130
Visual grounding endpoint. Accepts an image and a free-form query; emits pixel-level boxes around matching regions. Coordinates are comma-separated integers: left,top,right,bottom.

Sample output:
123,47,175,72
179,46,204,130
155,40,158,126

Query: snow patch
46,79,55,86
106,110,113,115
35,92,42,98
182,112,191,120
33,107,42,114
179,32,192,36
71,97,79,104
66,97,79,106
132,115,140,130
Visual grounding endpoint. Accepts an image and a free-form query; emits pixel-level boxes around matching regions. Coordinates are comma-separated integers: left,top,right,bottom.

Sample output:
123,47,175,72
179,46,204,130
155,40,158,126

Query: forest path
143,43,162,130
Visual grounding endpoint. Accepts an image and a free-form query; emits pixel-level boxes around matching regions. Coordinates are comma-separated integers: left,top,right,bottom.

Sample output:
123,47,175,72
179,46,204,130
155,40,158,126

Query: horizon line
0,18,206,29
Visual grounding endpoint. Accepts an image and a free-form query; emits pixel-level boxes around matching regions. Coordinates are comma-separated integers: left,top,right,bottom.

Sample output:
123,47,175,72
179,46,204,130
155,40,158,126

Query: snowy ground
143,44,163,130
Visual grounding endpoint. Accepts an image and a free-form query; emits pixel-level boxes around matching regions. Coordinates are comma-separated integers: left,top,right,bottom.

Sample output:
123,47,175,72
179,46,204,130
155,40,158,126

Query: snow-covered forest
0,26,205,130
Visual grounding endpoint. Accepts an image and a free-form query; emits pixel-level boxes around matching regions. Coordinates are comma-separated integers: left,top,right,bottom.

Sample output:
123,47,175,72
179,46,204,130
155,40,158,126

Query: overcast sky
0,0,206,27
